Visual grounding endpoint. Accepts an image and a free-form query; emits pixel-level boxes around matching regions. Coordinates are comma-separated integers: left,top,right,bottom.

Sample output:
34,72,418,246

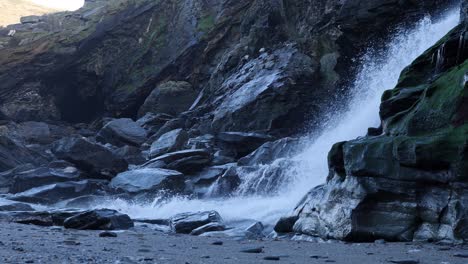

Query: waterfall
96,10,460,226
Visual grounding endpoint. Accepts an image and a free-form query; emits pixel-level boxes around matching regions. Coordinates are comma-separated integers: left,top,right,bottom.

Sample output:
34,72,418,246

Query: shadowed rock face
282,11,468,242
0,0,453,135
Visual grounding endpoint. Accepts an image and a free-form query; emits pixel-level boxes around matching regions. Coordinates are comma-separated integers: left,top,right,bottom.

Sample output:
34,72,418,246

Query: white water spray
96,11,460,225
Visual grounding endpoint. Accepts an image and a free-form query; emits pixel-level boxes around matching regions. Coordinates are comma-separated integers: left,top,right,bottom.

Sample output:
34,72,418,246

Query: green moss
197,15,215,33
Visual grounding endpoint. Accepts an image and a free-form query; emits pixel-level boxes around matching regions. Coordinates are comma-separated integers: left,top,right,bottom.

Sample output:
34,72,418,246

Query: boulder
217,132,275,158
0,210,77,227
63,209,134,230
149,129,188,158
0,164,35,193
205,166,241,197
238,137,300,166
15,121,52,144
11,180,104,204
201,220,265,240
138,81,198,117
170,211,222,234
110,168,185,193
112,145,146,165
0,135,44,171
52,136,128,179
190,222,226,236
0,200,34,212
97,118,148,147
10,165,83,194
142,149,212,174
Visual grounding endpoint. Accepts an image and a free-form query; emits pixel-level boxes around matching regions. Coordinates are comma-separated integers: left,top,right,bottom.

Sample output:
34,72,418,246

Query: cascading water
95,10,460,226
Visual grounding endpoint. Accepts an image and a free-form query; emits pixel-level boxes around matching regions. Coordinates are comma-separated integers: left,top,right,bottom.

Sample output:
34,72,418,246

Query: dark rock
52,136,128,179
63,209,134,230
238,137,300,166
264,256,280,261
99,231,118,237
149,129,188,158
217,132,275,158
0,164,35,193
0,210,77,226
201,220,265,240
274,215,299,233
453,252,468,258
112,145,146,165
138,81,198,118
190,222,226,236
0,136,45,171
240,247,263,253
170,211,222,234
0,202,34,212
97,118,148,147
205,166,241,197
142,149,212,174
136,113,174,131
10,166,82,193
388,260,420,264
109,168,185,193
11,180,104,204
211,241,223,245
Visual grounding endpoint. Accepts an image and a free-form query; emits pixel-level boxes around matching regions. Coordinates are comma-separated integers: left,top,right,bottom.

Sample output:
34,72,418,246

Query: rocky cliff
278,6,468,242
0,0,465,242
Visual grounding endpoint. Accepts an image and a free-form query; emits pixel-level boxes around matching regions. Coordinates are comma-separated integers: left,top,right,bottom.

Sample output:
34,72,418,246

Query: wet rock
211,241,223,245
170,211,222,234
190,222,226,236
142,149,212,174
238,137,300,166
205,166,241,197
138,81,198,118
274,215,298,233
0,202,34,212
0,210,77,226
112,145,146,165
97,118,148,147
201,220,265,240
388,260,420,264
63,209,134,230
240,247,263,253
110,168,185,193
99,231,118,237
11,180,104,204
10,166,82,194
264,256,280,261
0,136,44,171
149,129,188,158
454,252,468,258
217,132,274,158
52,136,128,179
0,164,35,193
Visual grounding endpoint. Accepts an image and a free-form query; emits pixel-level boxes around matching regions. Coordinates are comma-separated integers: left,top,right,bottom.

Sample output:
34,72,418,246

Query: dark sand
0,223,467,264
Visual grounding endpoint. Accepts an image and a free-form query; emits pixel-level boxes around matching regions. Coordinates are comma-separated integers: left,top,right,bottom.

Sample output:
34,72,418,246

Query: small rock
374,239,386,244
211,241,223,246
388,259,420,264
264,256,280,261
454,253,468,258
99,231,118,237
240,247,263,253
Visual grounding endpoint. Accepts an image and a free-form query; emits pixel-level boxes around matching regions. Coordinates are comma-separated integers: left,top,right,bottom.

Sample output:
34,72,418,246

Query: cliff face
0,0,454,135
281,7,468,242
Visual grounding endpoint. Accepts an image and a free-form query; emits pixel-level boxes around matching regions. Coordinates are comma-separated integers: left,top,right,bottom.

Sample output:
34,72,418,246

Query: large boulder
52,136,128,179
109,168,185,193
0,135,45,171
10,165,83,193
149,129,188,158
138,81,198,118
170,211,223,234
142,149,212,174
216,132,275,158
63,209,134,230
11,180,105,204
97,118,148,147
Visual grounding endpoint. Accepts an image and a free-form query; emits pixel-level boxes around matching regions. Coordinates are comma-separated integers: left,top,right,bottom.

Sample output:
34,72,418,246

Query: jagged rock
149,129,188,158
11,180,105,204
142,149,212,174
0,201,34,212
238,137,300,166
138,81,198,118
205,166,241,197
201,220,265,240
0,164,35,193
97,118,148,147
51,136,128,179
217,132,275,158
63,209,134,230
0,135,45,171
10,165,82,193
190,222,226,236
0,210,77,226
287,23,468,242
170,211,222,234
109,168,185,193
136,113,174,135
112,145,146,165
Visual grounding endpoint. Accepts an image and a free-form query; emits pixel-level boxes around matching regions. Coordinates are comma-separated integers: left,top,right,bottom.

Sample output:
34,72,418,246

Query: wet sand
0,223,467,264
